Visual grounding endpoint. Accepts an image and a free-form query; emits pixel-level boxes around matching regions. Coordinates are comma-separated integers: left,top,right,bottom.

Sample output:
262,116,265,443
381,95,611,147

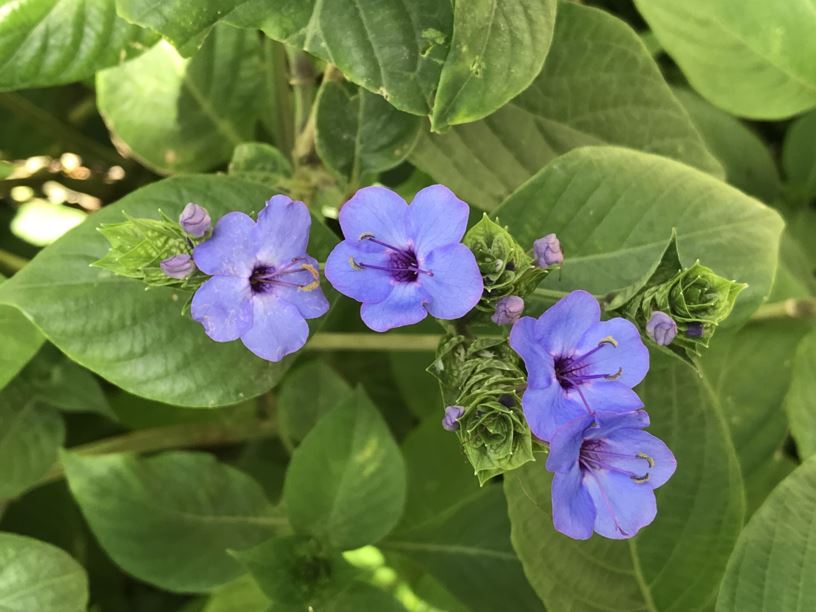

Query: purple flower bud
645,311,677,346
533,233,563,267
179,202,211,238
491,295,525,326
161,254,195,279
685,322,705,338
442,405,465,432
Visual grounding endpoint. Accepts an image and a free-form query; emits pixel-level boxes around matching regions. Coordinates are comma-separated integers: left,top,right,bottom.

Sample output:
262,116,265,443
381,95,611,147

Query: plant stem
0,249,28,274
264,38,295,159
286,48,317,152
750,297,816,321
35,417,277,488
306,332,441,352
533,287,573,301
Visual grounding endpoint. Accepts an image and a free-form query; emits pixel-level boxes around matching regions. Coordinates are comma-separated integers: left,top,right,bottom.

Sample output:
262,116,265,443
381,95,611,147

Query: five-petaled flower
324,185,483,332
509,290,649,442
547,410,676,539
190,195,329,362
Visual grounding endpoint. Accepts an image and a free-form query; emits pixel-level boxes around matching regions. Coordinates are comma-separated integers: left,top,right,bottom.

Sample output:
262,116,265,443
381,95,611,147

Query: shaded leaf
228,142,292,185
785,329,816,460
0,274,43,391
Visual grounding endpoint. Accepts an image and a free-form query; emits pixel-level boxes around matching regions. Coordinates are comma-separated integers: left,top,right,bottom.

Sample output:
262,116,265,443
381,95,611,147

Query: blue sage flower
190,195,329,362
324,185,483,332
492,295,524,326
547,411,676,539
442,405,465,431
509,290,649,442
646,311,677,346
179,202,212,237
160,254,195,279
533,233,563,268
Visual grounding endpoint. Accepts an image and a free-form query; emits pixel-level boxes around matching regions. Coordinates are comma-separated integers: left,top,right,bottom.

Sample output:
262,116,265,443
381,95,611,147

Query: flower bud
685,322,704,338
646,311,677,346
533,233,563,267
160,254,195,279
442,405,465,431
491,295,524,326
179,202,211,238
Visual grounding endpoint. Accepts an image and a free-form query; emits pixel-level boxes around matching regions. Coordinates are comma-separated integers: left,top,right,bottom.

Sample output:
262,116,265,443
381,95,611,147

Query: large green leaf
97,24,262,174
0,274,43,391
410,2,723,210
635,0,816,119
430,0,556,131
0,175,338,407
783,110,816,204
702,320,808,512
0,0,156,91
62,450,283,593
785,329,816,459
283,388,406,551
204,574,268,612
0,532,88,612
495,146,783,322
673,88,781,203
717,456,816,612
504,354,744,611
315,81,421,186
0,381,64,500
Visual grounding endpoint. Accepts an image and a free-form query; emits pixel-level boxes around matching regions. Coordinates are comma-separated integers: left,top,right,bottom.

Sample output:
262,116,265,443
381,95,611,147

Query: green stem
264,38,295,159
307,332,441,351
35,417,277,489
533,287,573,301
751,297,816,321
286,48,317,146
0,249,28,274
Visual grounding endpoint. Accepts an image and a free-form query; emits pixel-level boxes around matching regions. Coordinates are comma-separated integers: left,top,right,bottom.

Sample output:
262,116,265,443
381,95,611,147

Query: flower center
249,258,320,294
349,234,433,283
578,438,654,484
554,336,622,391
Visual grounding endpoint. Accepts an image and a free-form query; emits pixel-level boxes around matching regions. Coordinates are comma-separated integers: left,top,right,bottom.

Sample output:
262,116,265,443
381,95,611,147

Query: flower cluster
509,290,676,539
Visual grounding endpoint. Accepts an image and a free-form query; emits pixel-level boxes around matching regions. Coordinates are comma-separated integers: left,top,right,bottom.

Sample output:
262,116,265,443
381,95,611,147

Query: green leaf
388,352,441,420
430,0,557,131
203,575,268,612
635,0,816,119
702,320,810,513
0,175,337,407
673,87,781,203
495,146,783,323
0,381,64,500
228,142,292,185
783,110,816,204
410,2,723,210
283,388,406,550
785,329,816,460
115,0,245,56
0,0,157,91
717,456,816,612
0,274,43,391
61,450,283,593
504,353,744,611
385,417,542,612
97,24,262,174
277,360,352,447
0,532,88,612
315,81,421,186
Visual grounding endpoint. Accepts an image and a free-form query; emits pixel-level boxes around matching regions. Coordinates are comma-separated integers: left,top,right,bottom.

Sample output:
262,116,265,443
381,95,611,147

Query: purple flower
160,253,195,279
547,410,676,539
442,405,465,431
533,233,563,267
190,195,329,362
509,290,649,442
646,311,677,346
179,202,212,237
491,295,524,326
324,185,483,332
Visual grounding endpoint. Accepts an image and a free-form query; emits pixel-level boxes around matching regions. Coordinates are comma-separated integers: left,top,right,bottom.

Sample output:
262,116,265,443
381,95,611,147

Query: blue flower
509,290,649,442
179,202,212,237
191,195,329,362
442,405,465,431
533,233,563,267
161,254,195,279
546,410,676,539
492,295,525,326
324,185,483,332
646,311,677,346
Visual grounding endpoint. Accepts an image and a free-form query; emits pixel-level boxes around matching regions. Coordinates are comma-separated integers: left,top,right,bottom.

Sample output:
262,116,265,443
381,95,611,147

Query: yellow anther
349,257,363,271
598,336,618,348
604,367,623,381
298,263,320,292
636,451,655,468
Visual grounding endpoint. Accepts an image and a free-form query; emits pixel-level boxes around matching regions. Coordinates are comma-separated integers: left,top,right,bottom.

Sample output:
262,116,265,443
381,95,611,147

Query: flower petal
534,290,600,356
509,317,556,388
338,186,409,246
604,428,677,489
360,283,427,332
324,240,393,304
419,243,483,319
576,381,644,419
546,414,593,473
552,466,596,540
521,384,587,442
240,296,309,362
253,195,311,263
588,409,651,437
574,317,649,387
407,185,469,255
193,212,256,276
585,470,657,539
271,256,330,319
191,276,253,342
